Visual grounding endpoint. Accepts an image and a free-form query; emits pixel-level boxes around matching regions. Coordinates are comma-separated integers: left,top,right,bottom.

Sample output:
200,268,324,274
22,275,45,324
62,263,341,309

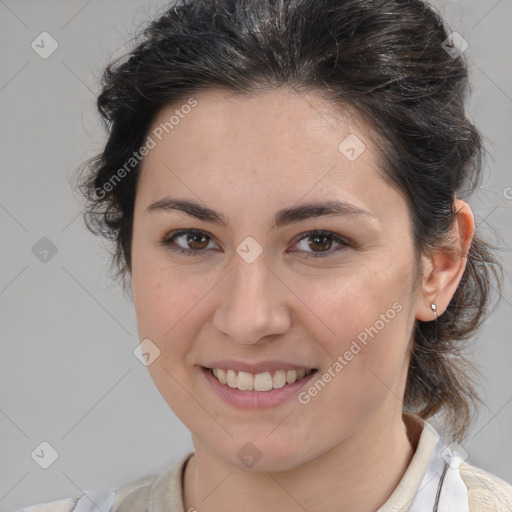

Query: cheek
289,255,414,397
131,257,208,358
131,259,210,415
291,256,412,340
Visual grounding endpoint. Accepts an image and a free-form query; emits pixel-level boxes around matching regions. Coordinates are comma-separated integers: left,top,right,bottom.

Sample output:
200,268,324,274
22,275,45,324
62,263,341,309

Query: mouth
204,367,317,392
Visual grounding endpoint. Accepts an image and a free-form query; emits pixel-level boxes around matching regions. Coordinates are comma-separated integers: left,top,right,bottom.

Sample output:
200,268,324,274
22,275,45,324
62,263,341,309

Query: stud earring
426,303,439,343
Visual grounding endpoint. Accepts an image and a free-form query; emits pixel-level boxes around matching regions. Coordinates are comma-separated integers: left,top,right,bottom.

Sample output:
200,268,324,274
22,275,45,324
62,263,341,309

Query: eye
292,230,350,258
157,229,350,258
157,229,218,256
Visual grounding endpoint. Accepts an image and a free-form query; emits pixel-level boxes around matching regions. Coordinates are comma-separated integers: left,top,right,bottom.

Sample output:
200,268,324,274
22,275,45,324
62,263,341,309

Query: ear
415,199,475,321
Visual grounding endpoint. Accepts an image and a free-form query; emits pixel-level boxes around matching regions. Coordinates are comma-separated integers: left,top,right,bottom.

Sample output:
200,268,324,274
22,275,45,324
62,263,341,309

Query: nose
212,252,292,346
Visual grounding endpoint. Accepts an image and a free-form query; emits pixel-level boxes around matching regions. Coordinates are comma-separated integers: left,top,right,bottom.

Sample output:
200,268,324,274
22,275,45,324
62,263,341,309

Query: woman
17,0,512,511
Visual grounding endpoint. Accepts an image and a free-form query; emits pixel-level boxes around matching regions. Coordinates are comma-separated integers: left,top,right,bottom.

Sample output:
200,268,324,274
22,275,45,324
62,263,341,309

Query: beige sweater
15,414,512,512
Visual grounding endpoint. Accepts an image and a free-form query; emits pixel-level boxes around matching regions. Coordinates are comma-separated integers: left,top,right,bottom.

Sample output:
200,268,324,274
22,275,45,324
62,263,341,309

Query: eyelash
157,229,351,258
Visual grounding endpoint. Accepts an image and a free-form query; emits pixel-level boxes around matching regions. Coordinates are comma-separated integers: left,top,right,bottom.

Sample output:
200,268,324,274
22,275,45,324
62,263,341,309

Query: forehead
150,87,373,147
137,87,385,193
133,87,412,245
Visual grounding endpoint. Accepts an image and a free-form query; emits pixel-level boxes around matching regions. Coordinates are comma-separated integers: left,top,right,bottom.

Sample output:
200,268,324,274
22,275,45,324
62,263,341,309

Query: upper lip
201,360,316,374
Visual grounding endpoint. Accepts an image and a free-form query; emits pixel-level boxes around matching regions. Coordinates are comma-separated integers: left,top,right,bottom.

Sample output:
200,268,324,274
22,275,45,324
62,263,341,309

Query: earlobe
415,199,475,321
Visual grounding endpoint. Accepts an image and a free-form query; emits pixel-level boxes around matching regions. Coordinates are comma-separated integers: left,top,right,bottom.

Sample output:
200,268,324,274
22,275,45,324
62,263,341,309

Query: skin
130,87,474,512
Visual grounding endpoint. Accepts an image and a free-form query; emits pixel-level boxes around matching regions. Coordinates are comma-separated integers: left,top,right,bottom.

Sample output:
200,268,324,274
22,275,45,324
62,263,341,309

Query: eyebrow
144,197,375,228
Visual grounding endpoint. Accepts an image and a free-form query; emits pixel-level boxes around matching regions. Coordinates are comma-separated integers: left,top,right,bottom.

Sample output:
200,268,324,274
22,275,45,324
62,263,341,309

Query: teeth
272,370,287,389
286,369,297,384
210,367,313,391
254,372,273,391
236,371,254,391
226,369,237,388
213,368,227,385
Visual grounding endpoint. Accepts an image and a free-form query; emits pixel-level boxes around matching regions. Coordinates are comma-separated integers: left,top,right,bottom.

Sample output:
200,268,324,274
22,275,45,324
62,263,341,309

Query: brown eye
158,229,217,256
308,233,333,252
293,230,350,258
185,231,210,250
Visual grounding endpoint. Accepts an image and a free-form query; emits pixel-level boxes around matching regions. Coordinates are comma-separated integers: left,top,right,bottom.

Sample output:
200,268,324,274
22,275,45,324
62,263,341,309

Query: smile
208,367,315,391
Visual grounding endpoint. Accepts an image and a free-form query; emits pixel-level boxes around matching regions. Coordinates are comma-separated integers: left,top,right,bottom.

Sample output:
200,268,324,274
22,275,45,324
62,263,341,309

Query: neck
183,408,420,512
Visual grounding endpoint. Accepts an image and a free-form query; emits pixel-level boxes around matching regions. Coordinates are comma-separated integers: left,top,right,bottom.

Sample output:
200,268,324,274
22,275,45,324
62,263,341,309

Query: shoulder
13,489,118,512
14,497,80,512
12,475,155,512
13,452,193,512
459,460,512,511
13,473,159,512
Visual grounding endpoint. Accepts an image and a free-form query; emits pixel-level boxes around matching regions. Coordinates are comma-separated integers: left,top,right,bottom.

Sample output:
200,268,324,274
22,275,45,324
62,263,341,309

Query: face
130,87,422,471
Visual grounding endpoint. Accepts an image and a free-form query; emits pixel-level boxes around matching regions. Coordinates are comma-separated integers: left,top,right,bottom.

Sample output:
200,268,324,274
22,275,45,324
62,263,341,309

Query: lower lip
201,367,318,408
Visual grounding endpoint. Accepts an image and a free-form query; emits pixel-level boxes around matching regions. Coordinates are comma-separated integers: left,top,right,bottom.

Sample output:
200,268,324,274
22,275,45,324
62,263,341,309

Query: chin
209,431,319,473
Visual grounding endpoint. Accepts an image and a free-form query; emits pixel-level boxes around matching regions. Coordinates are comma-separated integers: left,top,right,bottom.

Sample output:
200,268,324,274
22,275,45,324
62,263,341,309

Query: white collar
378,415,470,512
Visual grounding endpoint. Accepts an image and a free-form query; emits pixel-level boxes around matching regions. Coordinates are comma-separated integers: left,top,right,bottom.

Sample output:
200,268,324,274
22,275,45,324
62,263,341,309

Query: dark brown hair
76,0,503,441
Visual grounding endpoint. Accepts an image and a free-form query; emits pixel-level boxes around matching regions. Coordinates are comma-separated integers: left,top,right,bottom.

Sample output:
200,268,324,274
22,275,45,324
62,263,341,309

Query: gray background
1,0,511,509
